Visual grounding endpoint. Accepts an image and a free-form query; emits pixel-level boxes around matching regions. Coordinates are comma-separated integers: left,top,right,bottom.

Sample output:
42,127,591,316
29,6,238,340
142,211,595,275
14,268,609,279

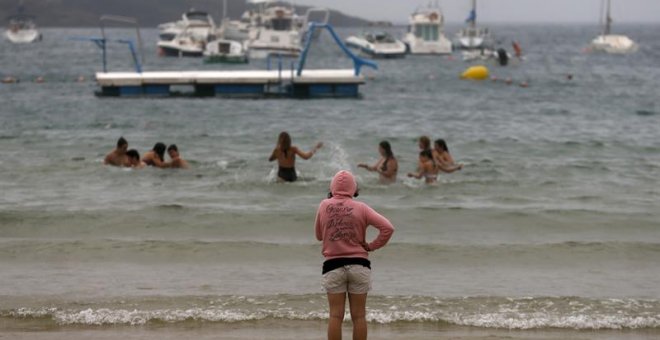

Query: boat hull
345,37,407,59
590,35,638,54
157,43,204,57
403,34,452,55
204,55,249,64
5,29,41,43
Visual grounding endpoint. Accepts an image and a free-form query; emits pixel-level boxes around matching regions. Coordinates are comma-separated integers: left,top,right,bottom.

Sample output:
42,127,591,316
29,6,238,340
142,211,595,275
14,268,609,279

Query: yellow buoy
460,65,489,80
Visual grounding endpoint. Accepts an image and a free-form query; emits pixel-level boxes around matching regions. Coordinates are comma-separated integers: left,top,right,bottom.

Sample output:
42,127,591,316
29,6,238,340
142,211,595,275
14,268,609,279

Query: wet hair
420,149,434,165
278,131,292,157
126,149,140,161
379,140,394,172
434,139,449,153
167,144,178,153
419,136,431,150
117,136,128,148
153,142,166,161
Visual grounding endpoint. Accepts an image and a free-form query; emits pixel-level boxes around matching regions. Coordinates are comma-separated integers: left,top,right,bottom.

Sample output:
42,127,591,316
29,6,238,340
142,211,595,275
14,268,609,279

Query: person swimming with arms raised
357,140,398,184
432,139,463,173
268,131,323,182
142,142,168,168
166,144,189,169
104,137,130,167
407,149,438,184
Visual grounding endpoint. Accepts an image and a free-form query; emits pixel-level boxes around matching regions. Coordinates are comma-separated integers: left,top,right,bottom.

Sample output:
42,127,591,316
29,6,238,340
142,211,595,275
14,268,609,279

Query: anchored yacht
589,0,638,54
403,5,452,55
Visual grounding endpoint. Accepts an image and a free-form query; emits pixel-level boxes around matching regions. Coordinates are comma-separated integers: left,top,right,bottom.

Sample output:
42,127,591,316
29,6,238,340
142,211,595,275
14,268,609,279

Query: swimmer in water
126,149,146,169
418,135,431,152
268,131,323,182
104,137,130,167
142,142,168,168
357,140,398,184
408,149,438,184
432,139,463,173
167,144,189,169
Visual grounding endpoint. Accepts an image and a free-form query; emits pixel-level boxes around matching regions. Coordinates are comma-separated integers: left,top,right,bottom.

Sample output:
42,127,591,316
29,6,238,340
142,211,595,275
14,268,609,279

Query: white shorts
321,265,371,294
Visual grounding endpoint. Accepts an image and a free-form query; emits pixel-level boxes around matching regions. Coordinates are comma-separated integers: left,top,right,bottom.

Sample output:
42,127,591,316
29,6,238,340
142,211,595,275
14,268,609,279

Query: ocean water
1,24,659,335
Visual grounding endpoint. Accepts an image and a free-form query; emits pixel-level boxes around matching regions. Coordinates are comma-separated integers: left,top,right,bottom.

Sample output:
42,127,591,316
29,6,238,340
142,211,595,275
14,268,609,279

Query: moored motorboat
204,39,248,63
5,1,41,44
157,9,217,57
346,32,407,59
402,6,452,55
243,0,302,59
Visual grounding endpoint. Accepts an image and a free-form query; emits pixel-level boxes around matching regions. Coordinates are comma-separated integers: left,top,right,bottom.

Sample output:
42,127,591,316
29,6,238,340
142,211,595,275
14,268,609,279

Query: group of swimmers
270,132,462,184
104,137,189,169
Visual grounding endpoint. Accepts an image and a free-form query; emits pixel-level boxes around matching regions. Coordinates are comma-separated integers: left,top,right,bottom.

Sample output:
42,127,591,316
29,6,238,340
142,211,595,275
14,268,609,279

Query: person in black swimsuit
268,131,323,182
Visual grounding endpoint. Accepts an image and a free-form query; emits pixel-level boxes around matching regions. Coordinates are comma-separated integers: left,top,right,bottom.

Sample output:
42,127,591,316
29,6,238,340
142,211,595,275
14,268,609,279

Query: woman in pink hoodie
315,170,394,340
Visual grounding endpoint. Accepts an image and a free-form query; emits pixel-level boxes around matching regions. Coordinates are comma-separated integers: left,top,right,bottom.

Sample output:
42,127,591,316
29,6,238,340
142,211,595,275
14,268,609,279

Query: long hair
419,136,431,150
434,139,449,153
153,142,166,162
420,149,434,166
379,140,394,172
278,132,291,157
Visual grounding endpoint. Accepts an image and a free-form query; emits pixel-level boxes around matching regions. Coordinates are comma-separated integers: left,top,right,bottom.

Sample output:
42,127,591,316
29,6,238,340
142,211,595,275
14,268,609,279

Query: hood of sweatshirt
330,170,357,198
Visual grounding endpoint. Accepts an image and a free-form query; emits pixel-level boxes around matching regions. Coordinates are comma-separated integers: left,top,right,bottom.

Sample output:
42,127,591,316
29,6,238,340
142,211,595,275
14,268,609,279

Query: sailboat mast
604,0,612,35
471,0,477,28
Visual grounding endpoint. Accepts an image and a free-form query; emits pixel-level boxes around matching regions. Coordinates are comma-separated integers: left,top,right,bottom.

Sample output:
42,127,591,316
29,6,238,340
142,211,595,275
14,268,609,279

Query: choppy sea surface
1,24,659,333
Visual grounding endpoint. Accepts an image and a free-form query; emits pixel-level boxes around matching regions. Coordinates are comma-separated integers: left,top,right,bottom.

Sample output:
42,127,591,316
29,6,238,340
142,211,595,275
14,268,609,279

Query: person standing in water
357,141,398,184
167,144,189,169
418,135,431,152
142,142,168,168
315,170,394,340
268,131,323,182
408,149,438,184
432,139,463,173
104,137,130,167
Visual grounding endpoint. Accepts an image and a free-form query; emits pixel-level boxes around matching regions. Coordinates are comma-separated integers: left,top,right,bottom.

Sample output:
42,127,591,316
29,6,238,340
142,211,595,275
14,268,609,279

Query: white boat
346,32,407,59
5,2,41,44
589,0,638,54
402,6,452,55
455,0,491,50
157,9,217,57
204,39,248,64
243,0,302,59
222,19,251,42
205,1,248,63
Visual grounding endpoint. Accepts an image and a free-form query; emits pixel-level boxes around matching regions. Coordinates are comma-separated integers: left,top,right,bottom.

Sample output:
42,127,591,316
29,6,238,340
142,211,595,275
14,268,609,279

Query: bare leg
348,293,368,340
327,293,346,340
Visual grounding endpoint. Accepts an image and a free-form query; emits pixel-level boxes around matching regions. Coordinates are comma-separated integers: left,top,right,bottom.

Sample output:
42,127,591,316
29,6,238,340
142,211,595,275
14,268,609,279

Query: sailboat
455,0,491,50
5,0,42,43
204,0,248,63
589,0,638,54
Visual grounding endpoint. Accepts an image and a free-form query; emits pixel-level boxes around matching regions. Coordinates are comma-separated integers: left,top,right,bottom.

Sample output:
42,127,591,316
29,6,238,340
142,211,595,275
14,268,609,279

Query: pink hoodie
315,170,394,260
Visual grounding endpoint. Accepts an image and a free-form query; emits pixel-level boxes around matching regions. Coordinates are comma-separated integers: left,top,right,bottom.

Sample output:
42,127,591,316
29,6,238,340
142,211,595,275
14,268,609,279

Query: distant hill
0,0,370,27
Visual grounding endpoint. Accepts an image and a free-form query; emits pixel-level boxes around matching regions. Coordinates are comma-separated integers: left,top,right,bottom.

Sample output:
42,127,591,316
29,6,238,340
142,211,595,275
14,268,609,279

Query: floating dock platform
84,20,377,99
96,69,366,98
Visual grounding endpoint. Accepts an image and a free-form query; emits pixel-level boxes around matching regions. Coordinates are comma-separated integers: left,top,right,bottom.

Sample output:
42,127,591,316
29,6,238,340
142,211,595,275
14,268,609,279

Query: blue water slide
296,22,378,77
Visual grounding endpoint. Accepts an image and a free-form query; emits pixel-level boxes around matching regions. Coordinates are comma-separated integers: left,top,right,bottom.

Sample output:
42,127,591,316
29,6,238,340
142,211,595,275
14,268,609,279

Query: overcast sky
289,0,660,23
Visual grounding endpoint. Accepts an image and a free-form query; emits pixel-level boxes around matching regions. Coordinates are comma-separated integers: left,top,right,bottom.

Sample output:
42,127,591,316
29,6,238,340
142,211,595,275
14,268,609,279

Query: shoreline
2,319,659,340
